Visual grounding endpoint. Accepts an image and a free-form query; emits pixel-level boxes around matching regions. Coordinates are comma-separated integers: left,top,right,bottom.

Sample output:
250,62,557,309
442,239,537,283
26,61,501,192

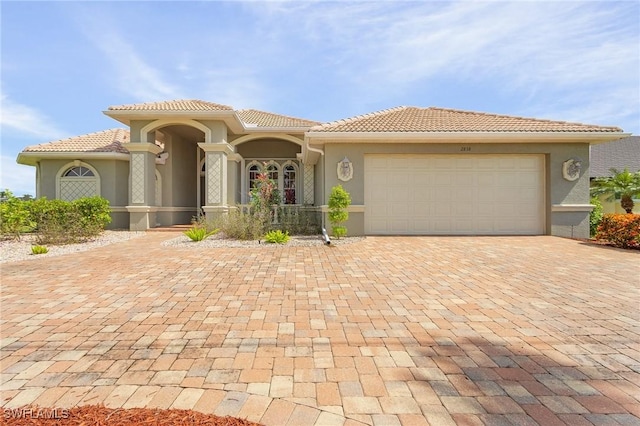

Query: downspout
303,135,327,242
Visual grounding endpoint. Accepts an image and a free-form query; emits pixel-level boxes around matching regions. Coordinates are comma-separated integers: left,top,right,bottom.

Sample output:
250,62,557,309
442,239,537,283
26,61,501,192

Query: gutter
304,131,630,144
17,151,130,166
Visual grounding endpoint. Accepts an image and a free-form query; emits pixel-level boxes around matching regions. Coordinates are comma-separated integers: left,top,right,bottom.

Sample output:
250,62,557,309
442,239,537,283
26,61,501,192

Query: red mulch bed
1,405,263,425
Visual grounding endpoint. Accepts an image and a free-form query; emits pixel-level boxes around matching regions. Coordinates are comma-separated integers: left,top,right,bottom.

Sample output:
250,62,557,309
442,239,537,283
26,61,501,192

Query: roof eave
103,109,242,129
17,151,130,166
305,131,630,144
244,126,314,133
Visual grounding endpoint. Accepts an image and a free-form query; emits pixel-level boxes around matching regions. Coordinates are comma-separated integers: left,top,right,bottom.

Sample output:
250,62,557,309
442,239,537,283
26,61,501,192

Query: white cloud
0,93,68,140
0,156,35,196
245,1,639,131
71,5,183,102
92,33,183,101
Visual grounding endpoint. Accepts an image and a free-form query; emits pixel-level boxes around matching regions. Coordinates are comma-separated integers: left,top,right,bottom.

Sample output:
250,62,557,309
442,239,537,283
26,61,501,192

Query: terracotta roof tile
22,129,130,154
107,99,233,111
236,109,320,128
590,136,640,177
310,106,623,133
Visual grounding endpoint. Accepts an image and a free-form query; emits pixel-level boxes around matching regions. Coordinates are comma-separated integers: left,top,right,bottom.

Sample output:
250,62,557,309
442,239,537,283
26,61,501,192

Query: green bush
30,196,111,245
0,190,36,239
211,211,265,240
278,207,321,235
595,214,640,249
264,229,290,244
74,196,112,231
328,185,351,239
589,197,604,237
31,245,49,255
184,225,219,242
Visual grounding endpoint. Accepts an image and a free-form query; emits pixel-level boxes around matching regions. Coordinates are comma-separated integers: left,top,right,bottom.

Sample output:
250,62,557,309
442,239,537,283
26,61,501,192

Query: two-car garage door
364,154,545,235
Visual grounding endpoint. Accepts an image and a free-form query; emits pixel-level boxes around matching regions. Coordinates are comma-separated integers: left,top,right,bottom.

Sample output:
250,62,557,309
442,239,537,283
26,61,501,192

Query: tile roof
590,136,640,178
310,106,623,133
236,109,320,128
22,129,130,154
107,99,233,111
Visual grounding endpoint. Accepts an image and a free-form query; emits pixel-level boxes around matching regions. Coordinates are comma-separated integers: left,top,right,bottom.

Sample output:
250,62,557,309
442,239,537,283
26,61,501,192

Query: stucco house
17,100,627,239
590,136,640,214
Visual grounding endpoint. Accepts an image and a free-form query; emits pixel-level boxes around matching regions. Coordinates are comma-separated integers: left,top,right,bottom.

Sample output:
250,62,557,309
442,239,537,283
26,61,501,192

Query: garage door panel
365,154,544,235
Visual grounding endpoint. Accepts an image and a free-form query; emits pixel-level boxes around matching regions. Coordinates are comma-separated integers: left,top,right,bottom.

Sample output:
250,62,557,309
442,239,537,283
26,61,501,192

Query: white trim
17,152,129,166
320,204,365,213
139,119,212,144
305,131,628,144
112,205,197,213
125,205,159,213
552,204,594,212
231,133,304,147
156,206,198,212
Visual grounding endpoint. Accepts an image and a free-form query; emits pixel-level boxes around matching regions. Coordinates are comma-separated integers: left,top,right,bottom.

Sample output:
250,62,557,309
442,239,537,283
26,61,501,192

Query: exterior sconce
562,158,582,181
337,156,353,181
156,152,169,165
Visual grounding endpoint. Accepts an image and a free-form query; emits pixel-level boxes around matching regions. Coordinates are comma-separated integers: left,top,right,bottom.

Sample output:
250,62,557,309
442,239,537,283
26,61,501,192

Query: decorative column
198,143,236,218
123,142,163,231
304,163,315,205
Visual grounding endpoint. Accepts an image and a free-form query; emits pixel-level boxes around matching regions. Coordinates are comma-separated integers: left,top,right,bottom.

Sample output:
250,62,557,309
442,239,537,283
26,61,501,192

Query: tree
249,170,280,233
590,168,640,214
328,185,351,239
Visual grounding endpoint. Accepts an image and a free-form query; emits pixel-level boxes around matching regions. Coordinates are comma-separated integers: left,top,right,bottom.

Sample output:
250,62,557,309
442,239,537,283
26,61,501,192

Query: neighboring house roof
590,136,640,178
309,106,623,133
237,109,320,128
22,129,130,154
107,99,233,111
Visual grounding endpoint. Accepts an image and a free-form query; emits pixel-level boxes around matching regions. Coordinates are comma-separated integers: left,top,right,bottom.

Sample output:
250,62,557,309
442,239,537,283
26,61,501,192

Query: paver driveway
1,234,639,425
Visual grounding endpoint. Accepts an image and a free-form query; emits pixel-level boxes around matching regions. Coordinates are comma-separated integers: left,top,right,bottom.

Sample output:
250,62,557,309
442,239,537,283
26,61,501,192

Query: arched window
57,162,100,201
265,162,279,183
64,166,95,177
248,163,261,190
283,163,297,204
244,161,300,205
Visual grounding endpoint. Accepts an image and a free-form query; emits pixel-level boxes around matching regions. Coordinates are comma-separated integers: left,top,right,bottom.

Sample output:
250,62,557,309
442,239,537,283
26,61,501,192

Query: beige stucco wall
598,195,640,214
36,158,129,229
235,139,301,158
318,141,592,238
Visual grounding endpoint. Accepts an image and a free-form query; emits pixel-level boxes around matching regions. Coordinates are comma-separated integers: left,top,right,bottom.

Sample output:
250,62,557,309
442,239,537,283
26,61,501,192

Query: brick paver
1,233,639,425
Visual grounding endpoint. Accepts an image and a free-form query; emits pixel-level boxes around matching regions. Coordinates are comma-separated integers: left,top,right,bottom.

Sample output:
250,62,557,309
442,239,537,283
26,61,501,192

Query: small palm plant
184,225,219,242
264,229,290,244
591,168,640,214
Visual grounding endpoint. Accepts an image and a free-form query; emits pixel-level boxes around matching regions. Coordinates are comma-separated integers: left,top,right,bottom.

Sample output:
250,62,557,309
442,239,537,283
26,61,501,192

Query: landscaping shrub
589,196,603,237
595,213,640,249
328,185,351,239
30,196,112,245
74,196,112,232
184,225,219,242
211,210,265,240
264,229,290,244
278,207,321,235
250,170,280,234
0,190,35,240
31,245,49,255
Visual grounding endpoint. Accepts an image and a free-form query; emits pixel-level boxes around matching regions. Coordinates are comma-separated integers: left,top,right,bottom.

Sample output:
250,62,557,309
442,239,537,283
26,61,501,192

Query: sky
1,0,639,196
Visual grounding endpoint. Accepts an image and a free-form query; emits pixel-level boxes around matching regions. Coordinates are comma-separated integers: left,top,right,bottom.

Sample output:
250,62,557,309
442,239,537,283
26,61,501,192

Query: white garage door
364,154,545,235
